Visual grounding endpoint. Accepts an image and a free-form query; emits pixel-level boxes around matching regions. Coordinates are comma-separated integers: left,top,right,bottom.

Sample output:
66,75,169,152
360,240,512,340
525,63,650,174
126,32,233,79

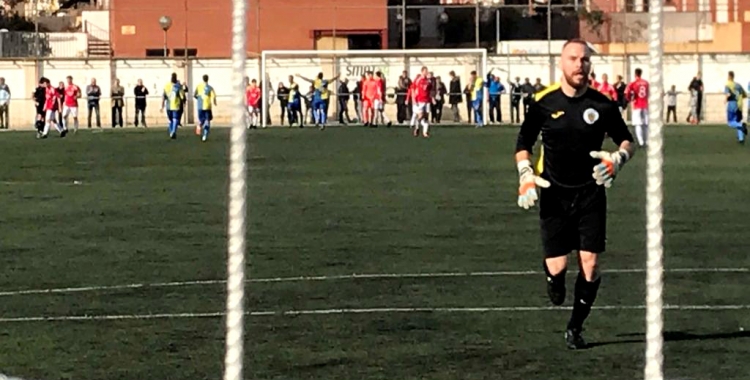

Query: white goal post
260,49,488,129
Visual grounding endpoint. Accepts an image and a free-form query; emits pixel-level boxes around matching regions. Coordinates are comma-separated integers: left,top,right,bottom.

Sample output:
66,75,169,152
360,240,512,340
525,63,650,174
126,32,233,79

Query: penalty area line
0,267,747,298
0,304,749,323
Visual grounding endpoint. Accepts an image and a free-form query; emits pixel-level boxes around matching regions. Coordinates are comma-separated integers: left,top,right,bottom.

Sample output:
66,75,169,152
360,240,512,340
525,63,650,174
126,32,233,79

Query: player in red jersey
361,71,380,127
374,71,391,127
596,73,617,102
410,66,433,137
41,78,65,138
62,75,81,133
625,68,650,147
245,78,262,129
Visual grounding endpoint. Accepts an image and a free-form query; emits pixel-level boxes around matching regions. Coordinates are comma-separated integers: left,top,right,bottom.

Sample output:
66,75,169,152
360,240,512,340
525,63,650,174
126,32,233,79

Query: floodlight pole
159,16,172,57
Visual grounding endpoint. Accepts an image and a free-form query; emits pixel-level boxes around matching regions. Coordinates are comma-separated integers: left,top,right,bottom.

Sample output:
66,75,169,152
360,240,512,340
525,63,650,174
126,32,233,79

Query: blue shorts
198,109,213,123
312,100,325,110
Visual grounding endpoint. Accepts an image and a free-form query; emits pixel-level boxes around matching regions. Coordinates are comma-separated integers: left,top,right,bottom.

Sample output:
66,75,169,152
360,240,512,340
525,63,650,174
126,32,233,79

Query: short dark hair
202,74,209,82
470,70,477,75
251,79,257,83
562,38,590,52
729,71,735,79
66,76,72,80
170,72,178,83
634,68,642,77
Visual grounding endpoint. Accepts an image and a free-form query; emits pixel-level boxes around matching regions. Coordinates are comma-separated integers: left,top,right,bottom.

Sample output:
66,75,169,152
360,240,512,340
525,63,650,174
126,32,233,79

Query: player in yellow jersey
194,74,217,141
160,73,185,139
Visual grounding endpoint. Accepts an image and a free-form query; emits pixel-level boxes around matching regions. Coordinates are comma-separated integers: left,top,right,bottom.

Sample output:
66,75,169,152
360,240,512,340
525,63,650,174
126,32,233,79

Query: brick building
110,0,388,58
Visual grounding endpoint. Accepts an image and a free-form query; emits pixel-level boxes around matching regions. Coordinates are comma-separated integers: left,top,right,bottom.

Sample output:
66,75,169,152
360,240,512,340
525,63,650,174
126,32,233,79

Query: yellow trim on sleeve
534,83,561,102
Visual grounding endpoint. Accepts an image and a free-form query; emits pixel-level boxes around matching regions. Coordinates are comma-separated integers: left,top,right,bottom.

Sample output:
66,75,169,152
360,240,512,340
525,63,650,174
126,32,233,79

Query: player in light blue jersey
724,71,747,143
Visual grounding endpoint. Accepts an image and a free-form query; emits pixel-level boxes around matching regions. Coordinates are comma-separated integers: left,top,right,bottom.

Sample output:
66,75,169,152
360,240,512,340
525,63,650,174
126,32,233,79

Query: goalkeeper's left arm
590,104,636,188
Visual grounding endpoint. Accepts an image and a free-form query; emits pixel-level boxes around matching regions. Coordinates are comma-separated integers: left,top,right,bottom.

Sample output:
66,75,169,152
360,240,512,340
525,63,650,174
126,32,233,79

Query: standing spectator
33,79,46,136
428,72,438,123
303,85,314,125
533,78,546,93
337,78,351,125
463,82,473,124
614,75,627,113
0,77,10,129
664,85,678,123
510,77,522,123
487,70,505,124
276,82,289,126
448,71,462,122
396,70,411,123
86,78,102,128
56,81,65,127
134,79,149,128
374,71,391,127
353,75,364,123
62,76,81,132
262,82,272,126
111,78,125,128
521,78,535,116
688,72,703,123
433,76,447,123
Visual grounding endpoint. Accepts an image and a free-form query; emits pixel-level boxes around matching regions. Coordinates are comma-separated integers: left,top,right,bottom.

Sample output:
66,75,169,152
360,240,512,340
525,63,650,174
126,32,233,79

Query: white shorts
374,99,384,111
247,106,258,114
45,110,58,121
631,108,649,126
63,106,78,118
413,102,430,114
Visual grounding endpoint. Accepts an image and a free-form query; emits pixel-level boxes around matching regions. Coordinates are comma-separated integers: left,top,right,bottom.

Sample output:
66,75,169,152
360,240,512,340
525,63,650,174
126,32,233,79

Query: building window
173,48,198,57
145,48,169,57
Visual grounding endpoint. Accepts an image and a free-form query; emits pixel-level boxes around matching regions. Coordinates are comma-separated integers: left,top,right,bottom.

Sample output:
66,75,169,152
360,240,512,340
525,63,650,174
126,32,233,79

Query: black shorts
539,183,606,258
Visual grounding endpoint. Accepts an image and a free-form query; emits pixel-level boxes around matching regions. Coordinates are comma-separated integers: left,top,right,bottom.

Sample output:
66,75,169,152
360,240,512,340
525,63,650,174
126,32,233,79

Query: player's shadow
588,330,750,348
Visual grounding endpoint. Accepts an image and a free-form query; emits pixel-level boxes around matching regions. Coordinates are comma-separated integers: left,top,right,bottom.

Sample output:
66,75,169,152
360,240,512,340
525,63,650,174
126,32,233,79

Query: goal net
259,49,488,129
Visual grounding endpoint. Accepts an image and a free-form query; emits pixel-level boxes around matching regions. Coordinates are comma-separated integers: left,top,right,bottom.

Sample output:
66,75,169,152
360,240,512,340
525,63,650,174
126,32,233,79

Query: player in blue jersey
287,75,302,127
160,73,185,139
724,71,747,143
194,74,217,142
470,70,484,127
297,72,339,130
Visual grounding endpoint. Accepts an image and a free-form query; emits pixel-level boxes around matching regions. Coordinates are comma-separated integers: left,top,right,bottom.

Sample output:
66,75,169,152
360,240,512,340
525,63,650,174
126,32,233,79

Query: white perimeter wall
0,54,745,128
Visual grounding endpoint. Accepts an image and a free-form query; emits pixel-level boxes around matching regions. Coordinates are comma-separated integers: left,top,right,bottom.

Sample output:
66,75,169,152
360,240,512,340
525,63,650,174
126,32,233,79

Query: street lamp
159,16,172,57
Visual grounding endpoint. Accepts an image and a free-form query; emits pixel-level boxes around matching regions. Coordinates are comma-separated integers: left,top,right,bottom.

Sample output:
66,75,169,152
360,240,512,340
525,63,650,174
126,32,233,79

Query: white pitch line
0,267,747,298
0,304,748,323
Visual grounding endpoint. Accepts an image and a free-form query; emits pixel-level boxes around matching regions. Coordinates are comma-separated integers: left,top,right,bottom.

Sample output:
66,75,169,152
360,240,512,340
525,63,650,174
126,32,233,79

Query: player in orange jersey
361,71,380,127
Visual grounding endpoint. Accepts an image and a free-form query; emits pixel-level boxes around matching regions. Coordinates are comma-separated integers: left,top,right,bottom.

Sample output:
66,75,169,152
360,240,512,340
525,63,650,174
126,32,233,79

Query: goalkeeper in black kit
514,39,636,349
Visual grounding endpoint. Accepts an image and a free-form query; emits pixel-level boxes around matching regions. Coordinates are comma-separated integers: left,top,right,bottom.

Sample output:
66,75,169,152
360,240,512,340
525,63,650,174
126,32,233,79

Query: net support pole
645,0,664,377
482,48,488,125
224,1,248,380
261,51,267,129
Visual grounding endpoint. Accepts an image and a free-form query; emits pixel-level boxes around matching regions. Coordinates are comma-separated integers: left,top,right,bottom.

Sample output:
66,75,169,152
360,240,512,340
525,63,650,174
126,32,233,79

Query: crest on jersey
583,108,599,124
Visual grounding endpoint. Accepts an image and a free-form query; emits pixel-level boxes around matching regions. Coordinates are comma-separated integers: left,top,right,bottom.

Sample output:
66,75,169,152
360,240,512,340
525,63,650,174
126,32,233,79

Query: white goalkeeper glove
517,160,550,209
590,149,630,188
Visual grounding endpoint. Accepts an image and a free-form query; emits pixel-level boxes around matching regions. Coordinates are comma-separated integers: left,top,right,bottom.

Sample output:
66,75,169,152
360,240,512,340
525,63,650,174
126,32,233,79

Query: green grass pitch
0,125,749,380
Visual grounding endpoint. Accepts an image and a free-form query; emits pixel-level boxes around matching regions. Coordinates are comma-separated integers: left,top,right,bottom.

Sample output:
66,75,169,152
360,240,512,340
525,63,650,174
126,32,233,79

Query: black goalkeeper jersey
515,84,633,188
